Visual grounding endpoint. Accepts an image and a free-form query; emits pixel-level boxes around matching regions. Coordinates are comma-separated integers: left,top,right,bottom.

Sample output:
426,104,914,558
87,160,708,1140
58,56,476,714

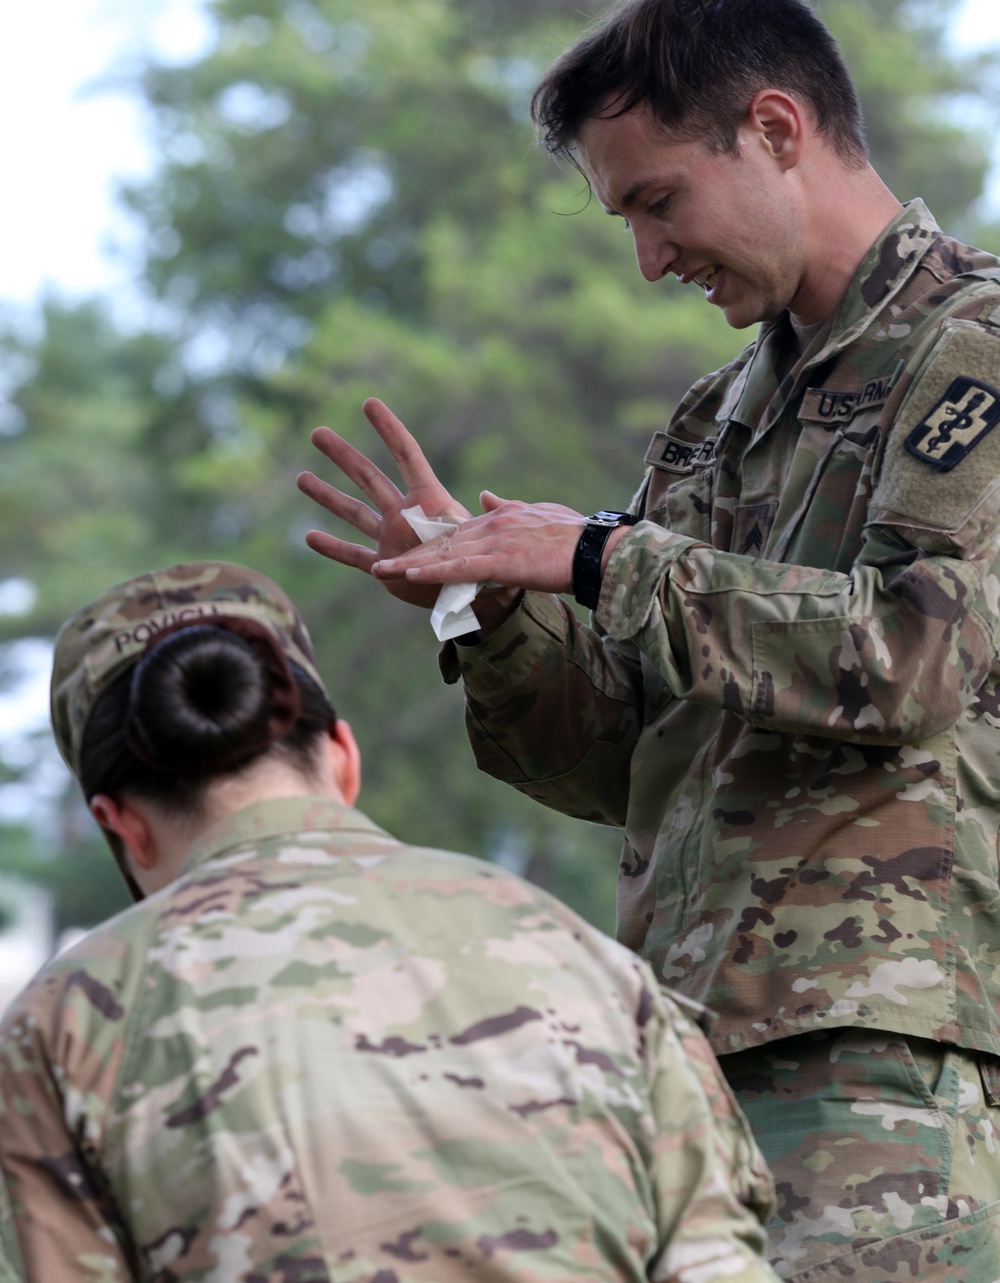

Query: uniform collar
719,199,941,427
180,794,396,876
818,197,941,354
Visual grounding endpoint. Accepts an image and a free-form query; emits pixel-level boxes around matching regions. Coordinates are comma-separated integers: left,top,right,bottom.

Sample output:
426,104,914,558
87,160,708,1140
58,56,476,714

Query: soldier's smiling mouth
692,267,721,294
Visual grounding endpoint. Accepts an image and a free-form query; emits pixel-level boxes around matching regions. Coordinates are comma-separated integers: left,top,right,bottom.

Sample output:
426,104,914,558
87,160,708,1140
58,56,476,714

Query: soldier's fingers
362,398,442,493
304,529,378,573
297,472,381,539
371,526,462,570
310,426,403,512
395,554,500,584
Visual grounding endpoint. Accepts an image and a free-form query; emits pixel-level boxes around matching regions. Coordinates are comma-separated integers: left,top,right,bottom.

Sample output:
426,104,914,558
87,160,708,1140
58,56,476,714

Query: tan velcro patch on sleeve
872,319,1000,535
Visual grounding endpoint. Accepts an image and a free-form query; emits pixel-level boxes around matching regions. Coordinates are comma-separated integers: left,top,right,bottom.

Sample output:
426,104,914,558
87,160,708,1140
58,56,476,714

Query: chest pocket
770,387,886,567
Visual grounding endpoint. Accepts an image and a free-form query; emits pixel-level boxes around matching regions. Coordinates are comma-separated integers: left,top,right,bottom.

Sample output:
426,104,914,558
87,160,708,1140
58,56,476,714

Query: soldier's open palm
298,398,471,610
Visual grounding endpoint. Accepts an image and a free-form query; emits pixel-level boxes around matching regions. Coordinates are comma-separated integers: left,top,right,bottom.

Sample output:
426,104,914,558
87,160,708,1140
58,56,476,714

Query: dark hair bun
125,626,275,774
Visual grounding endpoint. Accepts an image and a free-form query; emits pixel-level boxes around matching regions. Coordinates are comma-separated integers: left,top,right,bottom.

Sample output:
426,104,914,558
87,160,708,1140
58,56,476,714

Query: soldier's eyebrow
601,178,660,217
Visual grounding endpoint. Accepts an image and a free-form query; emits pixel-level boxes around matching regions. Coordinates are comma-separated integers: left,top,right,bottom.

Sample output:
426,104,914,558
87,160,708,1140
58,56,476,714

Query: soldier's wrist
461,587,523,644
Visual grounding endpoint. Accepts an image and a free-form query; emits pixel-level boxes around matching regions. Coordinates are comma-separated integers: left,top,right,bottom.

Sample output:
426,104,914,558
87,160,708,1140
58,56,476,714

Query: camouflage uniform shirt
443,201,1000,1057
0,795,777,1282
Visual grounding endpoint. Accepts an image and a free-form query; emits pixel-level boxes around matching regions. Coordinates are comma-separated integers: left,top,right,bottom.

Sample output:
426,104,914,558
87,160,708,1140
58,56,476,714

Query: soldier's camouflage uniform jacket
443,200,1000,1064
0,795,777,1283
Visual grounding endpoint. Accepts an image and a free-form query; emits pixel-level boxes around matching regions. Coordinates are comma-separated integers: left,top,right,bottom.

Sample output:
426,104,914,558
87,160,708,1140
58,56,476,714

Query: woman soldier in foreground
0,561,778,1282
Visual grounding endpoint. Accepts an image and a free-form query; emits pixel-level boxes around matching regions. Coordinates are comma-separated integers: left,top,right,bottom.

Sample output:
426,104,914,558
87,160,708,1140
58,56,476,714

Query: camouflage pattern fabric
50,560,328,779
723,1031,1000,1280
0,1169,23,1283
442,200,1000,1060
0,795,778,1282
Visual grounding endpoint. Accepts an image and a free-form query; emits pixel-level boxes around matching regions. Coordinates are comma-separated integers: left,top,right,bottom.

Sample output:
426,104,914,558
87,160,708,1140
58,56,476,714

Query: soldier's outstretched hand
297,398,471,610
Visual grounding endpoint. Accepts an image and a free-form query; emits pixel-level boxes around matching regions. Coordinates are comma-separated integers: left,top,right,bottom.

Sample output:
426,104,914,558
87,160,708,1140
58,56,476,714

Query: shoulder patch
872,319,1000,537
903,376,1000,471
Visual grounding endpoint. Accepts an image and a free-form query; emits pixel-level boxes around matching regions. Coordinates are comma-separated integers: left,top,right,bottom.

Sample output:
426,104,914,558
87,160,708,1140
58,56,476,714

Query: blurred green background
1,0,999,943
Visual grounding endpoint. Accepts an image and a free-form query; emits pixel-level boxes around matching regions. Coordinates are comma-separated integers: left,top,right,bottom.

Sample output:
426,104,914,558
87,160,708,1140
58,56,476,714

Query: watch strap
572,510,637,609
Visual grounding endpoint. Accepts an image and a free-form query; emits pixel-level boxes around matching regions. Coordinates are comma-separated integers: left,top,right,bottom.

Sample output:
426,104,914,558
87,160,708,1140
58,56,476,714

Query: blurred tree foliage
1,0,998,936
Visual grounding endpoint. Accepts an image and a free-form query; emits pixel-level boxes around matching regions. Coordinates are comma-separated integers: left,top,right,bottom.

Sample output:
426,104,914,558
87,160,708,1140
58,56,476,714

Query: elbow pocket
513,739,632,827
751,614,909,739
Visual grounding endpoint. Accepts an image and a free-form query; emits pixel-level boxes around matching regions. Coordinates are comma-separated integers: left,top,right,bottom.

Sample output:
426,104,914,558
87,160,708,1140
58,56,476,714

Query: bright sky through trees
0,0,211,311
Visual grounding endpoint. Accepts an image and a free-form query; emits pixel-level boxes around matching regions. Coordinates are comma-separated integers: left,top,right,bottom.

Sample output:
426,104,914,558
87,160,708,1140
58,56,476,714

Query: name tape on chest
644,431,717,475
800,376,893,424
904,376,1000,472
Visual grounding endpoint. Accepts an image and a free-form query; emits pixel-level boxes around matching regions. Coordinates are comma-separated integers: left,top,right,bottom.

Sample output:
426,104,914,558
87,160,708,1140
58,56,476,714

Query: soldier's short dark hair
530,0,867,165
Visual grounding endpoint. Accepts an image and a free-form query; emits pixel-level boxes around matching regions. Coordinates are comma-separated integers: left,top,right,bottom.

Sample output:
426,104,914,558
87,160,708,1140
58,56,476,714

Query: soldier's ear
328,720,361,807
90,794,158,871
744,89,803,171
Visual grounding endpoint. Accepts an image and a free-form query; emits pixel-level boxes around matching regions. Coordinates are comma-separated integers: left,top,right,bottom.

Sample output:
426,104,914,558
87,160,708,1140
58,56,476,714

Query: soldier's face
577,103,807,329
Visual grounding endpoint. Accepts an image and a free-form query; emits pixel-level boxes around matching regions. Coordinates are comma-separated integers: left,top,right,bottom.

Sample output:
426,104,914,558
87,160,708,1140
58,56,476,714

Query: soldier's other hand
372,491,589,596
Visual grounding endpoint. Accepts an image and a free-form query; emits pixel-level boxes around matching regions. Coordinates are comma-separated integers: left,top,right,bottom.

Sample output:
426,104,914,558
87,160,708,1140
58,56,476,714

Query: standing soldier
299,0,1000,1276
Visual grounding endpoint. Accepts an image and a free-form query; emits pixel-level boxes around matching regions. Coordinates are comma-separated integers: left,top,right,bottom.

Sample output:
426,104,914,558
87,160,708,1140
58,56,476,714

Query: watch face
589,510,628,526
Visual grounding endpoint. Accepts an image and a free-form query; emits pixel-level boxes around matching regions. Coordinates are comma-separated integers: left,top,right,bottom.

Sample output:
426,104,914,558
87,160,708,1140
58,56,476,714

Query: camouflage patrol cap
50,561,329,779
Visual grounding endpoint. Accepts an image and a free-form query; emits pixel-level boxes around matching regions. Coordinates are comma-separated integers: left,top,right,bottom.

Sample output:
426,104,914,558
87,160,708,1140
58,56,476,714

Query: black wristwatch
572,510,637,609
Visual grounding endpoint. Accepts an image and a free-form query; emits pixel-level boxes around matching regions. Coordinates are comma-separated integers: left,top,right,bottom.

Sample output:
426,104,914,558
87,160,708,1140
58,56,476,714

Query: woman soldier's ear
327,721,361,806
90,794,157,871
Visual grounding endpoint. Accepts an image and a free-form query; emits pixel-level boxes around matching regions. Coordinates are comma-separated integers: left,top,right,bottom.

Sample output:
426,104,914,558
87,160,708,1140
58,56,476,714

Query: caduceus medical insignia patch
904,376,1000,472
